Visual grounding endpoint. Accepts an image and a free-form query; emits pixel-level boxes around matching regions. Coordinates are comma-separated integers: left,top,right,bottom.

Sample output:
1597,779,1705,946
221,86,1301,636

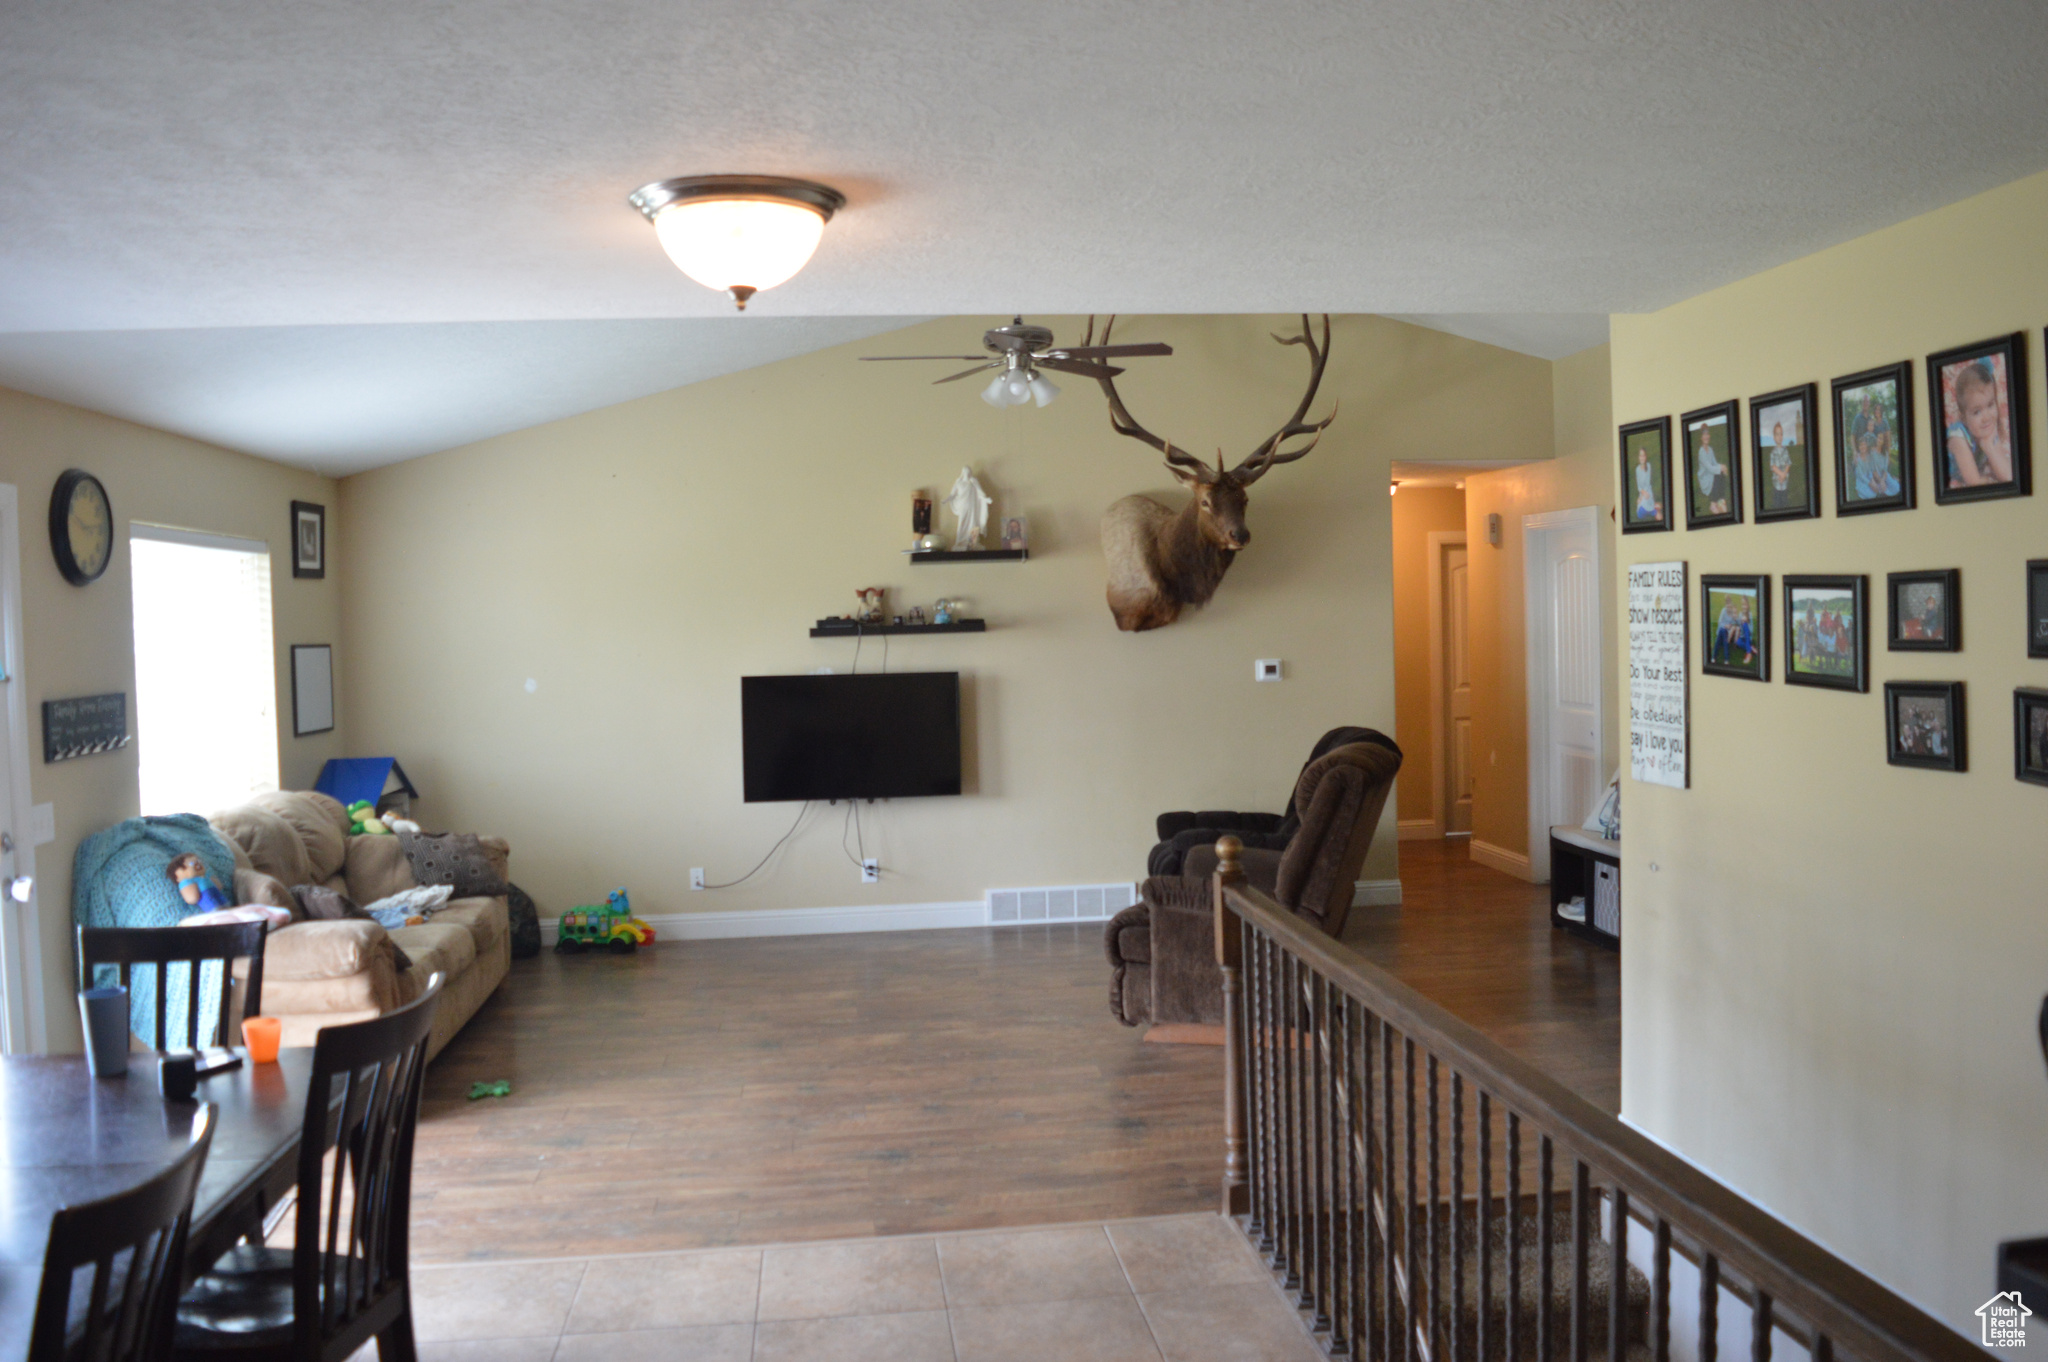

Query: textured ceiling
2,1,2045,469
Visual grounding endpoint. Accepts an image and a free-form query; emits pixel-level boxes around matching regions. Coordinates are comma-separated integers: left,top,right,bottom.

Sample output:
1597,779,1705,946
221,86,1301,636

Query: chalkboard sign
43,693,132,764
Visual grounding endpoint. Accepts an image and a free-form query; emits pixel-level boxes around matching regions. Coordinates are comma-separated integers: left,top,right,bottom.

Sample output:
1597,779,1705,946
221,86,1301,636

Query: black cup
158,1052,198,1102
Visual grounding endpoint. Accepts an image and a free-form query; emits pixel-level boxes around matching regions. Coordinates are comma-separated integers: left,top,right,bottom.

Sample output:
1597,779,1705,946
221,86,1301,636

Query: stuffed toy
166,853,230,914
347,800,394,836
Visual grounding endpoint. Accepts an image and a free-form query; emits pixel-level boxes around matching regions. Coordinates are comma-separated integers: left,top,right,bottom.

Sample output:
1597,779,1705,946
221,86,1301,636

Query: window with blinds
130,526,281,817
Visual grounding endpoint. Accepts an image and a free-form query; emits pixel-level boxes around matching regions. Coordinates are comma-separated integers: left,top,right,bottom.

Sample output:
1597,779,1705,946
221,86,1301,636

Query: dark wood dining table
0,1048,315,1357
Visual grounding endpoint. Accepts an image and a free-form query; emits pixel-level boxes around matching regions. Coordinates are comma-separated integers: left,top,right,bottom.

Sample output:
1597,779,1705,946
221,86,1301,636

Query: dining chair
78,924,268,1051
30,1104,215,1362
174,974,444,1362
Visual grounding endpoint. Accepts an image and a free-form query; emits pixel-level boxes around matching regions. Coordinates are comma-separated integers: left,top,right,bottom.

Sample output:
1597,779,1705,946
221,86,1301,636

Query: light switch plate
1255,659,1283,682
27,804,55,847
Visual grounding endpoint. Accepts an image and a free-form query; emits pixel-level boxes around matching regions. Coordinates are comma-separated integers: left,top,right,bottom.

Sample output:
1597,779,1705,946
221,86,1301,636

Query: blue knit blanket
72,814,240,1048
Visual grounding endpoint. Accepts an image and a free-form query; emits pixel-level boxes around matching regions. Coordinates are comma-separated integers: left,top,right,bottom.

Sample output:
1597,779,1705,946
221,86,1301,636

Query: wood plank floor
410,838,1617,1263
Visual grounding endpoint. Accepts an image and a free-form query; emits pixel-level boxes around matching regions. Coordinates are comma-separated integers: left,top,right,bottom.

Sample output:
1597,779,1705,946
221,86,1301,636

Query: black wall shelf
906,549,1027,564
810,619,987,638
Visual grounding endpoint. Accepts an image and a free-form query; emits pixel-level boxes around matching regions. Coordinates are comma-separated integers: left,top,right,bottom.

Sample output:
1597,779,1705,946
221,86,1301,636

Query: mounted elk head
1093,315,1335,632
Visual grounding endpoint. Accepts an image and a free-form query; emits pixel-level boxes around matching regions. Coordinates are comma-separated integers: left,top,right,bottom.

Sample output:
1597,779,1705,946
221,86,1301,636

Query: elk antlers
1082,314,1336,484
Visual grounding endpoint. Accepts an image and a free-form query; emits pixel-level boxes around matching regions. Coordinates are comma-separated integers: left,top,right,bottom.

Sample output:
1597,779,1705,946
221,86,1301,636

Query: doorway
1427,532,1472,836
1522,507,1605,883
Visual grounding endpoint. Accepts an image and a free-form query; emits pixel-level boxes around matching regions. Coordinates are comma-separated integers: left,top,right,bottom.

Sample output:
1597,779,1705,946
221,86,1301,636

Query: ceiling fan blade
1033,357,1124,380
933,363,1000,384
860,354,992,362
1044,343,1174,359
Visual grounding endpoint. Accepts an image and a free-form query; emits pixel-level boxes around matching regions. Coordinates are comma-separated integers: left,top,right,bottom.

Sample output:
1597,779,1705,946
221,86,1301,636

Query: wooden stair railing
1208,837,1977,1362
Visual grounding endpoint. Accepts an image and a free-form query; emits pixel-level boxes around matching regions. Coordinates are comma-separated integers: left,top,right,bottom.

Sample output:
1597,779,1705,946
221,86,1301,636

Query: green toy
346,799,392,836
555,888,655,955
467,1080,511,1100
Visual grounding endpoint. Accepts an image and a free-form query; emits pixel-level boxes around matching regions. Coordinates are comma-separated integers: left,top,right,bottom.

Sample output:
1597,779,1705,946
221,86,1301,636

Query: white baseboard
1468,839,1535,882
542,900,986,945
1397,819,1442,841
1351,879,1403,907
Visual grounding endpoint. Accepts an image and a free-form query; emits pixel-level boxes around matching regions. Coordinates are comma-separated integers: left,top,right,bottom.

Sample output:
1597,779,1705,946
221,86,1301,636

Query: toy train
555,888,655,954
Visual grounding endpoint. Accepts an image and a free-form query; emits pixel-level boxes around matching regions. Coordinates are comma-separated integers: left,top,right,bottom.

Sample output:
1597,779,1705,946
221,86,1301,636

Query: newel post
1214,835,1249,1216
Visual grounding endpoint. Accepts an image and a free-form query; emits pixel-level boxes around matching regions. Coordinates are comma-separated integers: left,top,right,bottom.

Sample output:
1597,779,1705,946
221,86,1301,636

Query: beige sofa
209,791,510,1058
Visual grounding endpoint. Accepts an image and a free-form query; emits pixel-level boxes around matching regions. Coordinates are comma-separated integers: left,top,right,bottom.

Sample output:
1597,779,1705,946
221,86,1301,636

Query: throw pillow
398,831,509,898
290,884,368,921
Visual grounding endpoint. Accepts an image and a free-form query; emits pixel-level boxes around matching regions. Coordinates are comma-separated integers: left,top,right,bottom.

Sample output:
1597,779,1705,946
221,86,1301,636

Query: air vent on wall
986,882,1137,926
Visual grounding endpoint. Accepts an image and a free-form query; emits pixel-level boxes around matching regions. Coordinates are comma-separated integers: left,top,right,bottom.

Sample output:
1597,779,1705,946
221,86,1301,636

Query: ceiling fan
860,318,1172,407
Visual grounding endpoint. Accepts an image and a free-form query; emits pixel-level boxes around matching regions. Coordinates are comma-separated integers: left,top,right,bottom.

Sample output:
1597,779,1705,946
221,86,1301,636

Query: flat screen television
741,672,962,802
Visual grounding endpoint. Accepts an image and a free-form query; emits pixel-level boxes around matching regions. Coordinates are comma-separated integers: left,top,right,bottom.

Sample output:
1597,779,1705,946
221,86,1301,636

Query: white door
0,485,43,1053
1524,508,1604,883
1443,543,1473,834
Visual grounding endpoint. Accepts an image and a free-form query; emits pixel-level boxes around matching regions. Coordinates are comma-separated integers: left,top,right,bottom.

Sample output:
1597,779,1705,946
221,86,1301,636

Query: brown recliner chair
1105,736,1402,1028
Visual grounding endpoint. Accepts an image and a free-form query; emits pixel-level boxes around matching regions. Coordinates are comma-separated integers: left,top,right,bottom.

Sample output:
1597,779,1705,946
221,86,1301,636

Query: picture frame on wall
1886,569,1961,652
1831,362,1915,516
1680,400,1742,529
1885,681,1966,772
1928,332,2030,504
1619,416,1673,534
1749,383,1820,522
1700,574,1769,681
1783,574,1868,692
2016,688,2048,787
2029,559,2048,659
291,501,325,579
291,643,334,737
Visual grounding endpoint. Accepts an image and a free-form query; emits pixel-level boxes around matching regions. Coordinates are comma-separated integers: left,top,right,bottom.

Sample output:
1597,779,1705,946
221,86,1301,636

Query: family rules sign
1628,561,1689,789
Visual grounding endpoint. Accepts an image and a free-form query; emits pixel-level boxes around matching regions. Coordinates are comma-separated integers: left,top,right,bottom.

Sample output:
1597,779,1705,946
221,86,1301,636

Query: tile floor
353,1213,1323,1362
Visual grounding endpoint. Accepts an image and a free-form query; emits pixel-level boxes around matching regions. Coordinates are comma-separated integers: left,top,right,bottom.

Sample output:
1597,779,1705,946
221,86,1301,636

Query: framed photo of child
2015,688,2048,787
1749,384,1819,522
1830,362,1915,516
2028,559,2048,659
1680,401,1742,529
1885,681,1965,772
1886,569,1960,652
1618,416,1672,534
1783,574,1868,692
1928,333,2030,504
1700,574,1769,681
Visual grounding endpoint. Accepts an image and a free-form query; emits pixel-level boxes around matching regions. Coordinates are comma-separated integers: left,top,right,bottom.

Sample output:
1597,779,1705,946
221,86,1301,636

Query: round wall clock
49,469,112,586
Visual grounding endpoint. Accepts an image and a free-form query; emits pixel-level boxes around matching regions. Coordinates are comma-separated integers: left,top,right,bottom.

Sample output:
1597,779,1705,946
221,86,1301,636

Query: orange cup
241,1016,282,1064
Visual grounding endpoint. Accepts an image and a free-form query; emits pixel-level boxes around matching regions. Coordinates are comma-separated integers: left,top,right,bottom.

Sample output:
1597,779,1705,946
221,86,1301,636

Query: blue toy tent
313,758,418,810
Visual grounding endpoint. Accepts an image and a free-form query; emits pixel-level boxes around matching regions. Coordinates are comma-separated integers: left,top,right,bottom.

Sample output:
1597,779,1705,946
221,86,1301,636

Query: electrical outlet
690,868,705,890
861,858,879,884
1255,658,1283,682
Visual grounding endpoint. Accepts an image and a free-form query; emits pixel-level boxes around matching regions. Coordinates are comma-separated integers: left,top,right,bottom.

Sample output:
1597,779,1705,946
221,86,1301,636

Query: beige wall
339,315,1554,920
1460,345,1618,872
1389,485,1466,833
0,388,346,1050
1612,170,2048,1328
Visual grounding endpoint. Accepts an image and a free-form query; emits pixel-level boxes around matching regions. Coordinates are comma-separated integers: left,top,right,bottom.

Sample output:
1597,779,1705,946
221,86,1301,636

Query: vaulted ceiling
4,1,2044,472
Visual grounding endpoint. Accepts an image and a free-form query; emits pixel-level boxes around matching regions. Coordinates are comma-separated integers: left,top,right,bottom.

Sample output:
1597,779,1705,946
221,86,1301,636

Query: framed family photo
1928,333,2030,504
1680,401,1742,529
2015,688,2048,787
1619,416,1673,534
1700,574,1769,681
1750,384,1819,521
1886,569,1960,652
1831,362,1914,516
1783,574,1867,692
1885,681,1965,772
291,500,326,579
2029,559,2048,659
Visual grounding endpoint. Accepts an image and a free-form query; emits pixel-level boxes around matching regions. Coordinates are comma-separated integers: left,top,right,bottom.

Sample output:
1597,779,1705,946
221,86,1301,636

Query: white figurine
945,466,993,551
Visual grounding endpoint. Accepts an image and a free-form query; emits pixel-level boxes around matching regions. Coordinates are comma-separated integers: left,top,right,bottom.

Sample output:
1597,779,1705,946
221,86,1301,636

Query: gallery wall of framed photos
1607,167,2048,1327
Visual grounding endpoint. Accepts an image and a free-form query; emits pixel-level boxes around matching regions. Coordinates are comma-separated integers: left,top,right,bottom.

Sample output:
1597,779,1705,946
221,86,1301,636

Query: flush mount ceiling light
627,175,845,311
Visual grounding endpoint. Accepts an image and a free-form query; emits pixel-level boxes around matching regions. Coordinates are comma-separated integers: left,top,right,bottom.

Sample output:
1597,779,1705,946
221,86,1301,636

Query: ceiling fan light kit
867,317,1172,408
627,174,845,310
